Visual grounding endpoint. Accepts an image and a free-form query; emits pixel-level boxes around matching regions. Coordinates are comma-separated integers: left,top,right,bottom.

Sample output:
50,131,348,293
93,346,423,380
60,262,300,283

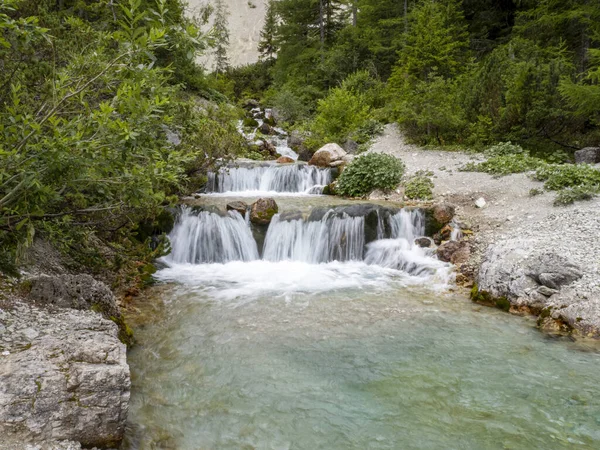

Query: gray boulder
0,303,130,447
28,274,120,320
574,147,600,164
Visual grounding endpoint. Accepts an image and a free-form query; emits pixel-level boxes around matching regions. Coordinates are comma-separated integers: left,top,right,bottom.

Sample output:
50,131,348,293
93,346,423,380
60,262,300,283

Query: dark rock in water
243,99,259,110
243,117,259,128
260,140,278,158
526,252,583,290
264,115,276,126
251,223,269,257
322,181,337,196
258,123,272,135
227,201,248,216
437,241,470,264
277,156,295,164
433,224,453,244
432,203,455,226
415,237,432,248
279,211,303,221
343,139,359,154
250,198,279,225
574,147,600,164
29,274,121,321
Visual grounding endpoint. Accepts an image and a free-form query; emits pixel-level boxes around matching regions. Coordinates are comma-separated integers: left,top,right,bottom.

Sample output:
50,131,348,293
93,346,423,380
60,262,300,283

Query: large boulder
0,302,130,447
28,274,120,321
250,198,279,225
574,147,600,164
308,143,347,168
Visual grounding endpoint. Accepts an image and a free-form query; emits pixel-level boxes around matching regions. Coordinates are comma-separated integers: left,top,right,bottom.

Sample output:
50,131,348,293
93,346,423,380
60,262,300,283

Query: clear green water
124,261,600,450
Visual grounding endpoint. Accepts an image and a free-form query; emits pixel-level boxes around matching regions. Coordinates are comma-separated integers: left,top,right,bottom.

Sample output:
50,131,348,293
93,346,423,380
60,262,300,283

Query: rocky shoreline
369,124,600,338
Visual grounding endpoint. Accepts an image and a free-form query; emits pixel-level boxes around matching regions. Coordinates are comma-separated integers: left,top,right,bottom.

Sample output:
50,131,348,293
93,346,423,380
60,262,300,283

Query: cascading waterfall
365,209,447,276
263,211,365,263
166,207,259,264
207,164,332,194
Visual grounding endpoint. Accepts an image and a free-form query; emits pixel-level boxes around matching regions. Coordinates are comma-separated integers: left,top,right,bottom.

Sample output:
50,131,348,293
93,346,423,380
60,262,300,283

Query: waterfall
166,208,259,264
263,212,365,263
208,164,332,194
364,209,446,276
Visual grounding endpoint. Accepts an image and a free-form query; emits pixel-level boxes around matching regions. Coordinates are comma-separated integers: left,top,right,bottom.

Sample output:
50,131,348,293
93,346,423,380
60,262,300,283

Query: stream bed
123,163,600,450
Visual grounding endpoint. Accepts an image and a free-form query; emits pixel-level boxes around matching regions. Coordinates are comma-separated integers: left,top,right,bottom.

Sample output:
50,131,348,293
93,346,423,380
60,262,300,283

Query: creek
124,150,600,449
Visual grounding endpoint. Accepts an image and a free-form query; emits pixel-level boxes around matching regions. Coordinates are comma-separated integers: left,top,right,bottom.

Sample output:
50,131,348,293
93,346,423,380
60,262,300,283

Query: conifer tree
213,0,230,75
258,0,278,61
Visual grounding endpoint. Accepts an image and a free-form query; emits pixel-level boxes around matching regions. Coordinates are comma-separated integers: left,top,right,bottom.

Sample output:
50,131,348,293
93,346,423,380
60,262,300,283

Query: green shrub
265,87,310,124
553,186,599,206
484,142,526,157
404,174,434,200
533,164,600,191
336,153,405,197
461,154,544,176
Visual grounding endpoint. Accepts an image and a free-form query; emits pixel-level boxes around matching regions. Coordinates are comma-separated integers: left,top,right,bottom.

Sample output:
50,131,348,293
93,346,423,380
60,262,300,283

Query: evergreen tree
258,0,278,61
213,0,230,75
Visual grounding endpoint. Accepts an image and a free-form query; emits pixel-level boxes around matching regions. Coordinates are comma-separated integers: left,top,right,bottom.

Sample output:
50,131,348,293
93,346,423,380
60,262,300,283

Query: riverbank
369,124,600,337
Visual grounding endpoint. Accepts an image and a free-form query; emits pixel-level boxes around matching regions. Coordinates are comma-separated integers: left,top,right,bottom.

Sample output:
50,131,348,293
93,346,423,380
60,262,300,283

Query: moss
495,297,510,312
243,117,259,127
471,284,511,312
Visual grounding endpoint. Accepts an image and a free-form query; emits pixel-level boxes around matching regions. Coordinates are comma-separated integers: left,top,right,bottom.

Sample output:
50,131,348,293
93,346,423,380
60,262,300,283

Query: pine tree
258,0,278,61
213,0,230,75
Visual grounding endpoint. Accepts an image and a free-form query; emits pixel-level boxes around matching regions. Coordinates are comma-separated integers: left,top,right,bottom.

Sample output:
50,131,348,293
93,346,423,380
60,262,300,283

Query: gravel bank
369,124,600,336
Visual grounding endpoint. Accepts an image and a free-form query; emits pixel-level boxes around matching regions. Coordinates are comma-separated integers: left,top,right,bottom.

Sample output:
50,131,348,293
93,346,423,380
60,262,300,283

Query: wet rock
415,237,432,248
276,156,295,164
436,241,470,264
574,147,600,164
28,275,120,321
432,203,455,226
297,146,313,162
279,211,303,221
226,201,248,216
250,198,279,225
258,123,272,135
308,143,347,168
0,302,130,447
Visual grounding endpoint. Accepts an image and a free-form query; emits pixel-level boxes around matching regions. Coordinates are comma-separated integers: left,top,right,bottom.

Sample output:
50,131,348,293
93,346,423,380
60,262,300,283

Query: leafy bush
336,153,405,197
553,186,599,206
533,164,600,191
484,142,526,157
308,86,371,147
404,173,434,200
265,87,310,124
461,154,544,176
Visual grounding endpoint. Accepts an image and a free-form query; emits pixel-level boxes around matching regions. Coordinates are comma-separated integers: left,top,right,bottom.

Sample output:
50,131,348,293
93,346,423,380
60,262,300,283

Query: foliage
258,0,278,61
0,0,240,274
461,155,544,176
484,142,526,157
533,164,600,191
336,153,405,197
553,185,599,206
404,172,434,200
307,84,371,147
212,0,230,74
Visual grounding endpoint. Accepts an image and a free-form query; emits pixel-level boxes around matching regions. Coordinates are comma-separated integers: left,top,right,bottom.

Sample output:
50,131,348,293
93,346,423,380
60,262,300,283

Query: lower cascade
207,164,332,194
165,206,448,278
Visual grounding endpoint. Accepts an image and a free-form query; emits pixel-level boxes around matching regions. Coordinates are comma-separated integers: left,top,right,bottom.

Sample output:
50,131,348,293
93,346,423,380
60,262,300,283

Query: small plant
404,172,434,200
529,188,544,197
336,153,405,197
534,163,600,191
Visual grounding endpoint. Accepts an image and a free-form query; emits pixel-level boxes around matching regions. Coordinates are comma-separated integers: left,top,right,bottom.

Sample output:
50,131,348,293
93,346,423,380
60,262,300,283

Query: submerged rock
250,198,279,225
415,237,432,248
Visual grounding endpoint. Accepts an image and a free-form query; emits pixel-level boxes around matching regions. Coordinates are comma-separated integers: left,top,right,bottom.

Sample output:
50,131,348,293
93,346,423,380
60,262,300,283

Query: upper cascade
207,163,332,195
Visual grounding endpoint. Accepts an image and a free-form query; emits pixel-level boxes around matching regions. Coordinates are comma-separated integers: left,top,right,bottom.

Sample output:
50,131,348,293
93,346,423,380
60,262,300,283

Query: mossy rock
470,284,511,312
243,117,259,128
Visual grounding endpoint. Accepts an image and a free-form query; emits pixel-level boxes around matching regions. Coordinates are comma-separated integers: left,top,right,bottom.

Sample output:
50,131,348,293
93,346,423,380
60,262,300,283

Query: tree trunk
319,0,325,62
